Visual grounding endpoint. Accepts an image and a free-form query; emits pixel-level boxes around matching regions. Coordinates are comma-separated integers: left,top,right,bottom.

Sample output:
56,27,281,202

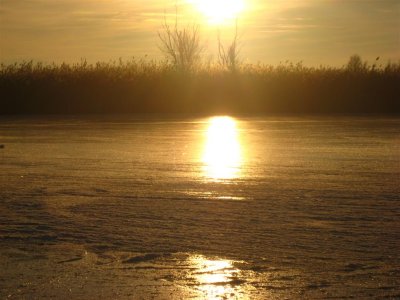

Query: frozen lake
0,116,399,299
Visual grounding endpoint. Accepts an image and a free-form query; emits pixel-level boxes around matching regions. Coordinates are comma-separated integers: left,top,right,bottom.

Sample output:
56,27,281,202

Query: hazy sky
1,0,399,66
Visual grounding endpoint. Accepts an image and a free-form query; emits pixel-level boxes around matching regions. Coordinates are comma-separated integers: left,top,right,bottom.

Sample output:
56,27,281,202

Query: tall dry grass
0,57,399,115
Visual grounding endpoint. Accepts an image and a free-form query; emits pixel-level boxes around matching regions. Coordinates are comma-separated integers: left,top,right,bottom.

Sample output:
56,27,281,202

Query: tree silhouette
158,12,203,73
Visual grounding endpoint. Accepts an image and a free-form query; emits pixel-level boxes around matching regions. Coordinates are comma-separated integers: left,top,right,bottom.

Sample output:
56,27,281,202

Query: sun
190,0,245,25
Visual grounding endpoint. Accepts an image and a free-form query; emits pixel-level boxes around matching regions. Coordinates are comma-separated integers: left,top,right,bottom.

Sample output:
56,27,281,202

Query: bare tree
218,21,241,73
158,12,203,72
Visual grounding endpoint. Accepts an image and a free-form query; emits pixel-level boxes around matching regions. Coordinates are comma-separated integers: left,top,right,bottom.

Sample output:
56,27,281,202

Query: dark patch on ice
228,278,246,286
273,275,298,281
92,244,111,251
10,201,42,210
93,188,108,193
37,234,58,242
249,265,271,272
378,286,397,291
344,263,367,272
36,225,52,231
2,250,47,261
58,257,83,264
58,189,99,198
2,236,26,242
306,281,330,289
248,265,263,272
263,285,287,291
123,253,168,264
31,254,48,260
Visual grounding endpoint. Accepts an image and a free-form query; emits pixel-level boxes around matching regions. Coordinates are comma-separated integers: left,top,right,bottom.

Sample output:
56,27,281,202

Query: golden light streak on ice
188,255,248,299
202,116,242,180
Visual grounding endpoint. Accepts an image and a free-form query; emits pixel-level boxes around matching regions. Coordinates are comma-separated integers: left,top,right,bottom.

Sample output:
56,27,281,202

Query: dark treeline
1,57,399,115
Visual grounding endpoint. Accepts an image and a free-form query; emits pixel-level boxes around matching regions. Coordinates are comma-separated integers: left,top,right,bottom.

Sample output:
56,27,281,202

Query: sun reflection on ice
188,255,249,299
202,116,242,180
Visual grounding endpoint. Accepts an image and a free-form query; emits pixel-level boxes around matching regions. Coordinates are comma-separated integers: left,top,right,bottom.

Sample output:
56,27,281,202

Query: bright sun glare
203,116,242,180
190,0,245,24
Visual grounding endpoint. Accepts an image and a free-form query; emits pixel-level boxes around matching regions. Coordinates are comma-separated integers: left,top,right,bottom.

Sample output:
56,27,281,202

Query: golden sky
0,0,399,66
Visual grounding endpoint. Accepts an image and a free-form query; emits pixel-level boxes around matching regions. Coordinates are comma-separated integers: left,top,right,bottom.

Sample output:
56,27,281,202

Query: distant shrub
347,54,366,72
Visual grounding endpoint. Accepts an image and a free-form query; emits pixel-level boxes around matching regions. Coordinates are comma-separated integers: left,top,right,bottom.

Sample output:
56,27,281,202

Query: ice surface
0,116,399,299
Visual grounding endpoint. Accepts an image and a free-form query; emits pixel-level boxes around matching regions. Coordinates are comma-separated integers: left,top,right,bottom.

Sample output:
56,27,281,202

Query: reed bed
1,58,399,115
